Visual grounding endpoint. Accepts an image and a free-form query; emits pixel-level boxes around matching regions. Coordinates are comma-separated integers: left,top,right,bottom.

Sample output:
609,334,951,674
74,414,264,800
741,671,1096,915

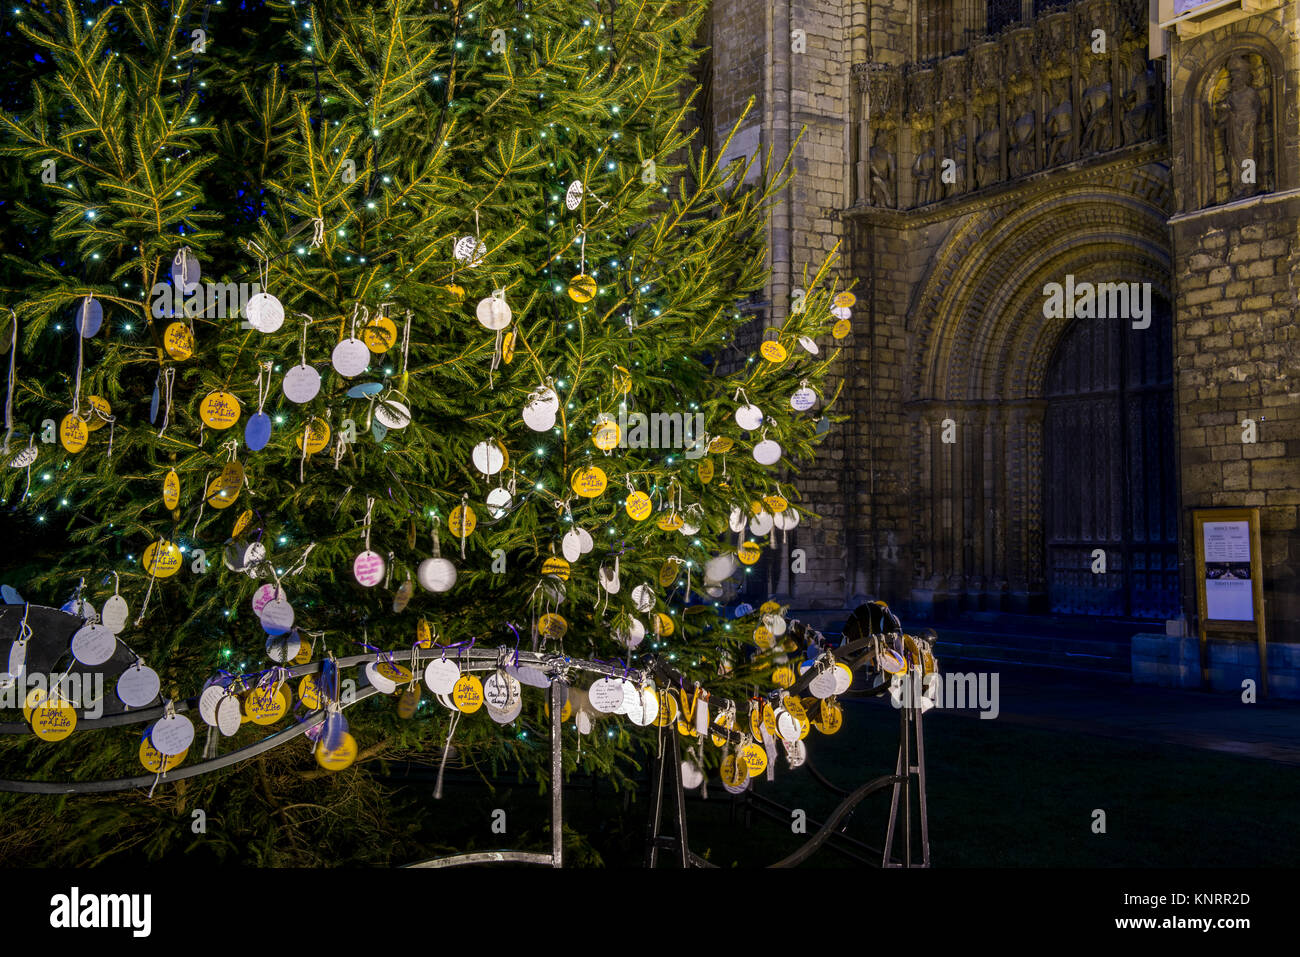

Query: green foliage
0,0,843,864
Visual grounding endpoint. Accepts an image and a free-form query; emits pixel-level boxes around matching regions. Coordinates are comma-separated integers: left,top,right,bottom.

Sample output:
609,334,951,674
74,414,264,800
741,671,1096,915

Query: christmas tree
0,0,846,864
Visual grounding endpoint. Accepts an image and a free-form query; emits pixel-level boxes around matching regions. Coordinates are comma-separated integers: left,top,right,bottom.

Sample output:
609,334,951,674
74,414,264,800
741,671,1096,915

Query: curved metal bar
766,774,900,869
405,850,552,868
0,686,379,794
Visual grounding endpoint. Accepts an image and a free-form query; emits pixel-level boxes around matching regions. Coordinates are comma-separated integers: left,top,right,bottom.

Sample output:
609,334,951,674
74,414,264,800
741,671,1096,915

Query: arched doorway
1042,298,1179,618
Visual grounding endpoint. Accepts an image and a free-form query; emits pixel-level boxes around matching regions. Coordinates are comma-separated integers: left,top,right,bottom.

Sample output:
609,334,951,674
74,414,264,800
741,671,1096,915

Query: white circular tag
831,305,852,320
681,761,704,790
486,695,523,724
588,677,624,713
576,710,592,735
366,660,397,695
245,292,285,333
259,598,295,635
353,550,386,587
766,613,788,637
774,508,801,531
476,295,512,330
631,583,655,613
8,446,37,469
576,528,594,553
798,335,819,355
252,583,284,615
424,658,461,695
776,710,801,743
613,617,645,649
704,553,738,583
216,694,242,736
809,668,838,699
151,713,195,756
198,683,225,726
754,439,782,465
791,387,817,411
332,338,370,377
282,364,321,403
471,440,505,475
374,399,411,430
484,672,521,710
599,565,620,594
243,542,267,575
486,486,513,519
784,738,807,768
729,507,746,533
100,594,129,634
562,530,583,563
71,624,116,666
523,404,557,432
116,664,161,708
453,235,485,264
265,633,301,663
735,404,764,431
833,663,854,695
749,511,773,536
508,664,551,689
417,557,457,592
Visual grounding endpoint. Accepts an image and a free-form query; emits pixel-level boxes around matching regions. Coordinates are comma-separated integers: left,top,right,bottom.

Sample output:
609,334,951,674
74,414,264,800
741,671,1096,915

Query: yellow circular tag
759,599,781,614
362,316,398,353
749,707,764,739
544,696,574,723
291,641,312,665
721,753,750,787
655,612,675,637
140,737,186,773
541,556,571,581
832,318,851,340
676,717,696,738
761,703,777,738
763,495,788,513
568,274,597,303
449,505,477,538
415,619,434,649
295,417,330,454
772,666,796,689
246,684,290,725
658,561,678,587
709,436,734,454
298,674,322,710
162,469,180,511
443,283,465,301
539,613,568,639
85,396,111,431
205,461,244,509
200,391,241,430
711,712,735,748
625,491,652,521
783,696,808,722
752,626,773,650
142,539,183,578
592,416,620,451
31,701,77,741
737,541,762,565
501,330,515,364
231,508,254,540
653,691,678,727
833,291,857,309
164,321,194,360
813,703,843,735
375,661,412,684
23,688,47,723
749,499,766,516
452,674,484,713
741,742,768,777
697,458,715,483
612,366,632,394
316,732,358,771
59,414,89,453
760,340,787,362
656,511,684,532
571,466,607,498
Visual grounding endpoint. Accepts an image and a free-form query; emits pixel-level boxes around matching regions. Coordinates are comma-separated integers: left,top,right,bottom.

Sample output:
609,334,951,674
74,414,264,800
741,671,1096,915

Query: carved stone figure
941,56,966,103
869,132,897,208
912,129,937,206
1213,55,1262,199
975,104,1002,189
1080,61,1113,155
1009,94,1037,177
1005,30,1033,82
1039,14,1071,67
908,69,935,116
1045,77,1074,166
973,44,999,92
1122,55,1156,146
945,117,968,196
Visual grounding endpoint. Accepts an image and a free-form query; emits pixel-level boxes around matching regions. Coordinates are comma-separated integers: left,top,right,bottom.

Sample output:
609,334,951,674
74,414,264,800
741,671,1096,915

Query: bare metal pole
550,678,564,868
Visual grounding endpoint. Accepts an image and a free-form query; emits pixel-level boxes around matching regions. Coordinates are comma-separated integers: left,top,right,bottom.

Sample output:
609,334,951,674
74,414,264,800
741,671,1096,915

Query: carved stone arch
1171,22,1294,211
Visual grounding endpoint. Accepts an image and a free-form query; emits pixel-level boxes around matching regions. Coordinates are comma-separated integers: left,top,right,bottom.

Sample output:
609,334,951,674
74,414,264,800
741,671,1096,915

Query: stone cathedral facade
706,0,1300,646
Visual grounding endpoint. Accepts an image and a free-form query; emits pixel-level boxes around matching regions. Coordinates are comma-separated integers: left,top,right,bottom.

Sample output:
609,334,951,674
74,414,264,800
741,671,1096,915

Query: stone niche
1195,51,1278,208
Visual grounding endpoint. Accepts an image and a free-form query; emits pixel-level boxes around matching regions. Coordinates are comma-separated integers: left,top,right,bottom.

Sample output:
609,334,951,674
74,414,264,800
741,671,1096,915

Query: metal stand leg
644,728,693,867
914,702,931,867
645,728,667,868
550,680,564,868
882,704,906,868
668,732,690,868
882,675,931,868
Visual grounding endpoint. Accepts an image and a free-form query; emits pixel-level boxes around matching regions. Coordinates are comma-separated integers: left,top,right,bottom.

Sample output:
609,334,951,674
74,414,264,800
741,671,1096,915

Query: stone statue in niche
1045,76,1074,166
1006,30,1033,82
912,128,937,206
1009,93,1037,177
1212,55,1262,200
1122,54,1156,146
1039,14,1070,67
1080,60,1113,155
974,104,1002,189
868,130,897,208
945,116,968,197
941,57,966,103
